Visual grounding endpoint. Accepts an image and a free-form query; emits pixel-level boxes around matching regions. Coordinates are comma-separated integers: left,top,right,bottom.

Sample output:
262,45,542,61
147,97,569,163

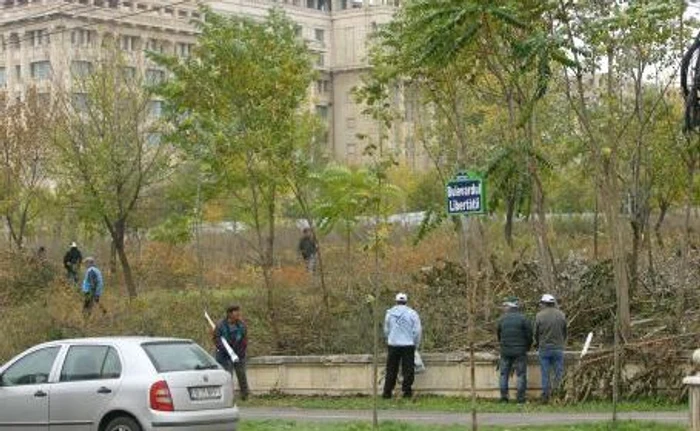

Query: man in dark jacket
534,294,567,403
63,242,82,284
298,228,318,272
213,305,250,400
496,297,533,404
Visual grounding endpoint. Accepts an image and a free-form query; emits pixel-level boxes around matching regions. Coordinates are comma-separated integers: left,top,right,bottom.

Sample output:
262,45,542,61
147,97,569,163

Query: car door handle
34,390,47,398
97,387,112,394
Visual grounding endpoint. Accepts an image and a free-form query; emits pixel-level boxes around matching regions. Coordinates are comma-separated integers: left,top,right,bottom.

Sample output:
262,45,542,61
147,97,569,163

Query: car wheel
104,416,142,431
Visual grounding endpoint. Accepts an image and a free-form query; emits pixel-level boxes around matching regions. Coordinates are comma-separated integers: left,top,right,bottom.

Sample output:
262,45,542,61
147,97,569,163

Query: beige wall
246,352,686,398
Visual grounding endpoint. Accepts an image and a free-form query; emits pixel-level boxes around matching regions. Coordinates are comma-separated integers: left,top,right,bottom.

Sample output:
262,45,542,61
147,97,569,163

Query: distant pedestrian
36,246,47,263
63,242,83,285
496,296,532,404
82,257,104,315
213,305,250,400
534,294,567,403
383,292,422,399
298,228,318,273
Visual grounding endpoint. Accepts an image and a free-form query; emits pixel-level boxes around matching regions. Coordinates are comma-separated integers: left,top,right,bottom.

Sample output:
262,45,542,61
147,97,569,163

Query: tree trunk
655,201,669,249
594,191,599,261
630,220,641,297
264,193,281,351
505,196,515,248
109,240,118,275
112,220,137,298
531,169,557,292
602,173,631,340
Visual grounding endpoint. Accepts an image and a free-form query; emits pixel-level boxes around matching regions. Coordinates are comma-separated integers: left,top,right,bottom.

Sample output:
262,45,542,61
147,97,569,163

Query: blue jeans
539,348,564,400
499,355,527,403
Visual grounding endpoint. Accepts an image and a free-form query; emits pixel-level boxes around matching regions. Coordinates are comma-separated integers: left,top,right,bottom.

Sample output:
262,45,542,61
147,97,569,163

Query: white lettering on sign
446,183,481,198
448,197,481,213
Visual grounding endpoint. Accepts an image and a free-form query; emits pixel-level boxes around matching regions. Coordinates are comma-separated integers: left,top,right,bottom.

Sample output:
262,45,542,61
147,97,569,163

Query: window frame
58,345,122,383
0,346,61,387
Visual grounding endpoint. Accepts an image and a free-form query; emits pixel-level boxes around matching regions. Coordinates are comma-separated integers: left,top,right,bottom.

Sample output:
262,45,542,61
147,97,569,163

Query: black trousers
224,359,250,400
383,345,415,398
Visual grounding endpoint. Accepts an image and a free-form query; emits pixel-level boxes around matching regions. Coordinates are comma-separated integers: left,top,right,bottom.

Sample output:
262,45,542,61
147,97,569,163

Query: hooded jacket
384,304,422,347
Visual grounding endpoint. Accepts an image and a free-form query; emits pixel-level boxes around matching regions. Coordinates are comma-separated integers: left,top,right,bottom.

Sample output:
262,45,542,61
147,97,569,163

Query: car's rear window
141,341,219,373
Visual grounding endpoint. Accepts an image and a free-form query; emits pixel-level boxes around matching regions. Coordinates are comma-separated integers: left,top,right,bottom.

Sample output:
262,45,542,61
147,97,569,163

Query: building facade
0,0,430,168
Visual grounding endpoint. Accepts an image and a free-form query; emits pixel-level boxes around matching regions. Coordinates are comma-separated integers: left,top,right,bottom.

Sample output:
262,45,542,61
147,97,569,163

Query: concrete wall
246,352,620,398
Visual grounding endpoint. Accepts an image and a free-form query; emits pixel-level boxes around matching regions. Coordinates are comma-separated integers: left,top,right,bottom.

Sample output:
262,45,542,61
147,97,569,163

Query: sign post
446,172,486,431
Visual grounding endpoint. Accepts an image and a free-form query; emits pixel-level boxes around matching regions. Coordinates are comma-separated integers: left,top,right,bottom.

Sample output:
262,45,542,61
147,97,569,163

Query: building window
316,54,324,67
148,100,163,118
315,105,328,120
0,68,6,86
294,25,302,38
30,61,51,80
71,61,93,78
15,65,21,81
146,38,164,53
146,69,165,85
176,42,192,57
28,29,48,47
347,141,356,156
178,10,187,18
120,35,139,51
9,33,20,50
306,0,314,8
71,29,93,47
314,28,325,44
316,80,324,94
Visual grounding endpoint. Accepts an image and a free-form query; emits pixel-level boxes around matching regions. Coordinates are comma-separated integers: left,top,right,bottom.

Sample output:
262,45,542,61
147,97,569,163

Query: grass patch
242,395,685,413
239,420,684,431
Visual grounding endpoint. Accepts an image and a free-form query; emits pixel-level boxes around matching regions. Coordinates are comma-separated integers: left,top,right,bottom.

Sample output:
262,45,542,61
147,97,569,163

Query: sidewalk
241,407,686,426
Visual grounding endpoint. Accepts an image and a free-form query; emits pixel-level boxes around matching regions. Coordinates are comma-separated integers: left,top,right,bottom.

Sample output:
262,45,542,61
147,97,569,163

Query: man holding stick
212,305,250,401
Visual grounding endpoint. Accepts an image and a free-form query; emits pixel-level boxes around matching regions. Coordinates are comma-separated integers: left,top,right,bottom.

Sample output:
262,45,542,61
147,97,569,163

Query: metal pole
461,216,478,431
612,309,620,427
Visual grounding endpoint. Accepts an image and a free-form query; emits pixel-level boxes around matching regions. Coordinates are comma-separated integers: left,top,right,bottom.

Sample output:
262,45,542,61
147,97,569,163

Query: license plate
188,386,222,401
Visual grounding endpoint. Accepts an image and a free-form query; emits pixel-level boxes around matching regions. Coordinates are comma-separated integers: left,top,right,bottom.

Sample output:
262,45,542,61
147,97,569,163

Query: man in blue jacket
82,257,104,315
383,292,422,399
497,297,533,404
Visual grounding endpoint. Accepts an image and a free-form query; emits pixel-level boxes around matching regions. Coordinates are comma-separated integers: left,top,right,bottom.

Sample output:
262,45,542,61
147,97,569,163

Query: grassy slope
242,396,685,413
240,421,684,431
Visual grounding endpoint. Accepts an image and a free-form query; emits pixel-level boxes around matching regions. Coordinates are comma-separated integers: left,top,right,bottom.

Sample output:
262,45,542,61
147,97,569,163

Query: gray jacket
384,305,422,347
534,306,567,350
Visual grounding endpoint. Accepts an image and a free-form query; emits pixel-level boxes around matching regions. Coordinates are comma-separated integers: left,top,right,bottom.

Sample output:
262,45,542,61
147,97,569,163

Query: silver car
0,337,239,431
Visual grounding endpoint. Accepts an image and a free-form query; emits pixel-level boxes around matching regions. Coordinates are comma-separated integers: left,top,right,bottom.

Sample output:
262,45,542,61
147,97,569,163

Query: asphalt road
241,407,687,426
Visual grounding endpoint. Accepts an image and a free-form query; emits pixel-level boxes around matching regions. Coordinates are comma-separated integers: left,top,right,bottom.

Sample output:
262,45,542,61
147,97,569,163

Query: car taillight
150,380,174,412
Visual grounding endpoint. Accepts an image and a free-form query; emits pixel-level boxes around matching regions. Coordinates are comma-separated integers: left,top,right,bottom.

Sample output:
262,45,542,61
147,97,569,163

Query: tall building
0,0,430,168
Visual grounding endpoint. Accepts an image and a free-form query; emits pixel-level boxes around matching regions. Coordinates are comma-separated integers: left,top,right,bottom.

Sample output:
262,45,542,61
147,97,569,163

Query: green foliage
149,214,193,245
151,8,318,235
0,88,55,249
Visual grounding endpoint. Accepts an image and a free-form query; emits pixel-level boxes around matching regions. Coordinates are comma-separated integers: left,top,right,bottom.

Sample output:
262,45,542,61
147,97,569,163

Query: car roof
36,336,193,348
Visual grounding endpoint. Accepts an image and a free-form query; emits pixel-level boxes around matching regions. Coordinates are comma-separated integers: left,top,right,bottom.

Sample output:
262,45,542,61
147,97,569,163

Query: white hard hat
395,293,408,303
540,294,556,304
70,242,77,248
